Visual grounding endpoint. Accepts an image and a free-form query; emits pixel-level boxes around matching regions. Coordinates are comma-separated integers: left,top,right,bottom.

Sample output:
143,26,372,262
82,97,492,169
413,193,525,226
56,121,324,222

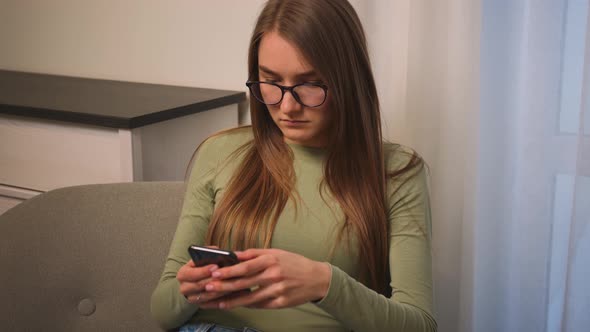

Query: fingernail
209,265,218,272
212,271,221,278
205,284,214,291
219,302,226,309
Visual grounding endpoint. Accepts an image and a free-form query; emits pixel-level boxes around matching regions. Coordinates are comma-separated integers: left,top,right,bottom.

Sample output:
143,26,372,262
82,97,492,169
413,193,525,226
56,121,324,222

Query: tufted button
77,298,96,316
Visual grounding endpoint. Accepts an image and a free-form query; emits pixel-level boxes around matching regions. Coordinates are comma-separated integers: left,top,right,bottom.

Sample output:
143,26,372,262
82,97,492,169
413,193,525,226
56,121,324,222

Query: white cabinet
0,70,245,215
0,105,238,215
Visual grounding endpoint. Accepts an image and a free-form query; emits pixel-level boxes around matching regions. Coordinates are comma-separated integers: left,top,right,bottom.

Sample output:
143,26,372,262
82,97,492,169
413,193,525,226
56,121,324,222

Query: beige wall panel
139,104,238,181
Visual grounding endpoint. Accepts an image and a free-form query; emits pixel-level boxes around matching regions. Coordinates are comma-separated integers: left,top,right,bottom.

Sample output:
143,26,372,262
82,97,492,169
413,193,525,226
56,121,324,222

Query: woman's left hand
198,249,331,310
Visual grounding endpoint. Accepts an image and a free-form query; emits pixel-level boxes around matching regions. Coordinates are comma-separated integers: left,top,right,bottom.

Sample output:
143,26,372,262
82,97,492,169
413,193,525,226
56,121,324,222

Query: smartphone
187,245,239,268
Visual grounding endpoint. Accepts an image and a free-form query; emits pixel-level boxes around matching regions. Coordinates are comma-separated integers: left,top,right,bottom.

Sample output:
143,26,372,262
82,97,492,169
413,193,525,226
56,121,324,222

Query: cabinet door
0,115,128,192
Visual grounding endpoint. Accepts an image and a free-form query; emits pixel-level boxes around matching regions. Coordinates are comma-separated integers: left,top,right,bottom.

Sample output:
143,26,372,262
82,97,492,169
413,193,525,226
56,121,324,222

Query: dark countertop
0,70,246,129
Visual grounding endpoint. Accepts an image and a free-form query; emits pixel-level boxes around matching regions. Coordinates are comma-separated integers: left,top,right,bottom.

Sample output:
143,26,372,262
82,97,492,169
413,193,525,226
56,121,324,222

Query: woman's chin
283,134,326,147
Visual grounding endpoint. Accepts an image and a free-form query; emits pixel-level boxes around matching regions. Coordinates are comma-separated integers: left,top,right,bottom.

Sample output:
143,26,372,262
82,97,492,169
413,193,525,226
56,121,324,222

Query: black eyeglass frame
245,81,329,108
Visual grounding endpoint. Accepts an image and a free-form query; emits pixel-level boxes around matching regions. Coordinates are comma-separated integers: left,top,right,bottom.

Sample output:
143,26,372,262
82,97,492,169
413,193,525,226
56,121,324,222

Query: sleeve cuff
313,263,343,309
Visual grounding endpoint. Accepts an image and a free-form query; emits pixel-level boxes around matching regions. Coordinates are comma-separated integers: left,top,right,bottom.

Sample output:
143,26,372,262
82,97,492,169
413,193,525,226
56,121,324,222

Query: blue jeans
179,322,262,332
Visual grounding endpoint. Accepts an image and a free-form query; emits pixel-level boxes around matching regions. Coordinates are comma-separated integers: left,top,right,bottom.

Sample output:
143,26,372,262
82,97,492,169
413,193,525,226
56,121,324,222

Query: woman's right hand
177,260,229,305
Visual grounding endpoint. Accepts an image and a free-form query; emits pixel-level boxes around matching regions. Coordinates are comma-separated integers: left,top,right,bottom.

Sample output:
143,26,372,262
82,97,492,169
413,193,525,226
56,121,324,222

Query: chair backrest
0,181,186,331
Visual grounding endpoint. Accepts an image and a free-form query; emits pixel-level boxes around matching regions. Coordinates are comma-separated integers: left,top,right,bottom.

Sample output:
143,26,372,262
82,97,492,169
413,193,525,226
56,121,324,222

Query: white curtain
366,0,590,331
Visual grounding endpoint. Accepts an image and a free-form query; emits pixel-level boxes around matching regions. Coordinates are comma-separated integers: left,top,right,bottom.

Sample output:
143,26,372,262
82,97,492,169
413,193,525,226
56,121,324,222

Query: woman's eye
261,78,280,83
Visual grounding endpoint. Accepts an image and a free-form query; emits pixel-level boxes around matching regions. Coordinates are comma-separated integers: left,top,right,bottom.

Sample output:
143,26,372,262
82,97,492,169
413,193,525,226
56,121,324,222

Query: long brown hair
205,0,423,295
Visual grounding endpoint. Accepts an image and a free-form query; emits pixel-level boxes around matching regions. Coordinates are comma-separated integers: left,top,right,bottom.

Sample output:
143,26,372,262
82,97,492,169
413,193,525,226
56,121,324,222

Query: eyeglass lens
252,83,326,107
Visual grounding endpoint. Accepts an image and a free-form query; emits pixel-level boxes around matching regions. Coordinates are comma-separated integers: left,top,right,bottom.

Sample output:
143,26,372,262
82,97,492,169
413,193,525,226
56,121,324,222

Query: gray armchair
0,181,186,331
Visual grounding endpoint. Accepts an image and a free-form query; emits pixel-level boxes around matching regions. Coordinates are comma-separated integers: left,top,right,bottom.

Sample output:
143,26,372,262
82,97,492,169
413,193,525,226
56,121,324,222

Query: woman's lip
281,119,308,127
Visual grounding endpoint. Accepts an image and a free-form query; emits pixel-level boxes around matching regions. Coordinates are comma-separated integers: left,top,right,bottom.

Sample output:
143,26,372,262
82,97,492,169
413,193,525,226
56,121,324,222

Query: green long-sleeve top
151,127,437,332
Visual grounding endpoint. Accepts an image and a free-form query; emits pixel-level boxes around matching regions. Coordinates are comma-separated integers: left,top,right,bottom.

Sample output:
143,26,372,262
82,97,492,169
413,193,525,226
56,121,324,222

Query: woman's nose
280,90,303,113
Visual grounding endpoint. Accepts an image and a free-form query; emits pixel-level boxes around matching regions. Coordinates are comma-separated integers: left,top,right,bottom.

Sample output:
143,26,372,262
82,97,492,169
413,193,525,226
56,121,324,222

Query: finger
235,248,271,261
185,292,204,304
202,287,270,310
177,264,218,282
205,274,261,293
185,291,229,305
198,289,250,309
212,254,276,280
179,276,216,295
218,284,283,310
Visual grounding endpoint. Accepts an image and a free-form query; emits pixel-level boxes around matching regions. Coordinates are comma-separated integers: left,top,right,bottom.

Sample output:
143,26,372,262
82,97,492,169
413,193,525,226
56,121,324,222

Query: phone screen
188,245,239,268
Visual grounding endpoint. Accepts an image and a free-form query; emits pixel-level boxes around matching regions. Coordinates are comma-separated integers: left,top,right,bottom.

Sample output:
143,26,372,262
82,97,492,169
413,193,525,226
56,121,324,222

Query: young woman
151,1,436,331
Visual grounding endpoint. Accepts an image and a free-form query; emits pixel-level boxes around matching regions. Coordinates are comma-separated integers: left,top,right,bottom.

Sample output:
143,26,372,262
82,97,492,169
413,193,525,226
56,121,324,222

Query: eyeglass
246,81,329,108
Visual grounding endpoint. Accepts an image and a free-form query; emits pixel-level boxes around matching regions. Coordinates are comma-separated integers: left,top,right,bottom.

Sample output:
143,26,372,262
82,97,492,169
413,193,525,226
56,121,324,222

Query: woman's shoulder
382,142,429,204
186,127,253,176
382,142,425,175
199,126,254,156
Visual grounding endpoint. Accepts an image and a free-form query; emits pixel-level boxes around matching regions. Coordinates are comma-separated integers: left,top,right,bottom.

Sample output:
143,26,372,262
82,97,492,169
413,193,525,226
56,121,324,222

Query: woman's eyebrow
259,66,281,77
259,66,318,79
296,70,319,79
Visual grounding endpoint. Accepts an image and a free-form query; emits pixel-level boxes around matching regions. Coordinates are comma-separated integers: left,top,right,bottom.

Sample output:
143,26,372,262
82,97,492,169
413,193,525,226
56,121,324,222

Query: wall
0,0,369,126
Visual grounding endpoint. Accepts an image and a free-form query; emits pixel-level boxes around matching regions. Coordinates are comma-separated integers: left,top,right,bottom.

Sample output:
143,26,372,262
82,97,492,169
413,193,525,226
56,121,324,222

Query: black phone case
187,246,239,268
